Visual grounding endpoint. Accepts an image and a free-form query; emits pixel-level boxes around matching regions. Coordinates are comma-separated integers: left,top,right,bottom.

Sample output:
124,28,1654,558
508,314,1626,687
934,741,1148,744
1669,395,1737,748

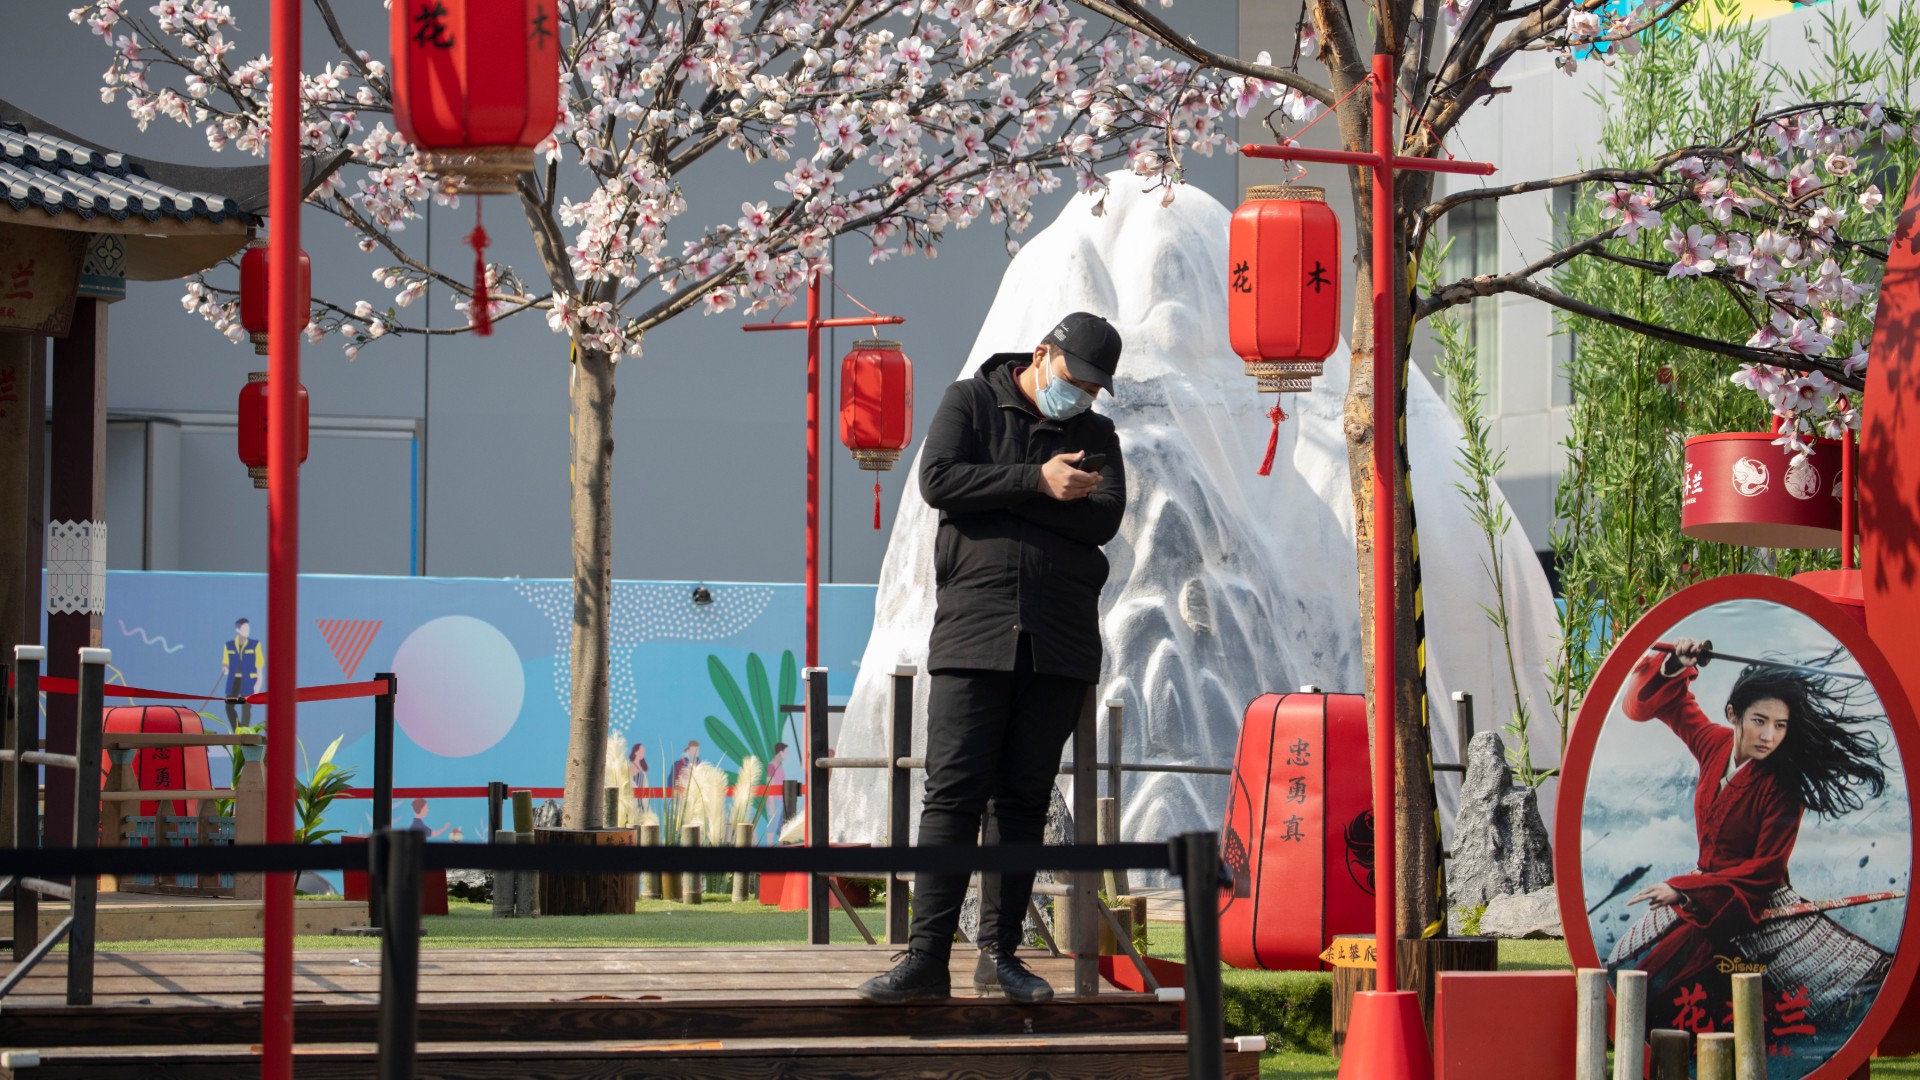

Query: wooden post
232,741,265,900
1070,689,1099,996
1731,972,1765,1080
638,823,661,900
45,302,109,851
1696,1032,1735,1080
510,790,534,834
0,335,48,854
533,826,638,915
885,666,913,945
1613,969,1648,1080
805,666,830,943
732,822,753,901
1576,968,1609,1080
69,646,108,1006
12,646,41,961
680,823,703,903
1097,797,1121,900
491,830,518,918
1104,700,1126,895
1649,1030,1691,1080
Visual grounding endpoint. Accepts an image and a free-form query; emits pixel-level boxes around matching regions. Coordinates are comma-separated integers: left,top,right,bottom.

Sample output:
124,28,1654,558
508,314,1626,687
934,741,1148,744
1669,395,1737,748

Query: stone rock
1448,731,1554,909
295,870,333,896
534,799,563,829
956,785,1073,949
447,869,492,904
1478,885,1563,939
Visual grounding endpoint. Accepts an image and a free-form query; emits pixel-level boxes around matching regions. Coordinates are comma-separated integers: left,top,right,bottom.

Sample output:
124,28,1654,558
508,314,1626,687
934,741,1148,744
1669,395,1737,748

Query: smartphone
1076,453,1108,473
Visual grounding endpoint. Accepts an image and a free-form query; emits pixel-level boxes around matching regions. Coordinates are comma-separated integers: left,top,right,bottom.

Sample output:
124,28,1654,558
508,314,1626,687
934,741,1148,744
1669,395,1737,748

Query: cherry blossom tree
74,0,1297,827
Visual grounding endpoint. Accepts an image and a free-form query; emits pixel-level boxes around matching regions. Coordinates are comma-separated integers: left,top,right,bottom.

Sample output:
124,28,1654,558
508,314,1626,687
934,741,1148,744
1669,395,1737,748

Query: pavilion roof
0,120,248,226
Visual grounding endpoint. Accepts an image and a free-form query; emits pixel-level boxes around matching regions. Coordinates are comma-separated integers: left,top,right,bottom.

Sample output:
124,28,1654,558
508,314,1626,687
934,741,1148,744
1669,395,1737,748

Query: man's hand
1669,637,1708,668
1037,452,1100,501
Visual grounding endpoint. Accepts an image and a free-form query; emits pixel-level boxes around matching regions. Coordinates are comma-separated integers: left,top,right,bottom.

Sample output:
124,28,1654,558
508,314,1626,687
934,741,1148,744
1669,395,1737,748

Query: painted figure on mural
220,617,263,728
1612,636,1894,1035
407,796,455,838
628,743,648,794
670,740,701,790
766,742,788,825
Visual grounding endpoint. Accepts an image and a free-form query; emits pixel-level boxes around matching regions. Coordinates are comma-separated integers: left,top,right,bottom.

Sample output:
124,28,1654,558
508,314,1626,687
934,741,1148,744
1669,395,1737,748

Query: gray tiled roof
0,121,244,225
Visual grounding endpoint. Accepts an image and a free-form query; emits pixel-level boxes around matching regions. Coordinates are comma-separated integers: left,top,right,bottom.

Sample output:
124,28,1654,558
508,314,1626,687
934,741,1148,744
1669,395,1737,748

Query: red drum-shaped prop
838,339,914,470
237,372,311,490
100,706,214,819
1229,186,1341,393
238,243,312,357
390,0,563,194
1220,693,1373,970
1682,433,1843,548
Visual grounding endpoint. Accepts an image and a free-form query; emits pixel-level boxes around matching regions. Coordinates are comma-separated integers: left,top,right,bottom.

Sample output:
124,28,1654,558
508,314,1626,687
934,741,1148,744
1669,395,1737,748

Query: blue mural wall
57,571,876,862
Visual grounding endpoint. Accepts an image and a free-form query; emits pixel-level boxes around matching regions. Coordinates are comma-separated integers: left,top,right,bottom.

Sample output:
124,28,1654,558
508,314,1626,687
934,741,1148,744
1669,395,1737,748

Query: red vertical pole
264,0,301,1075
1842,430,1856,571
805,273,821,670
1369,53,1398,995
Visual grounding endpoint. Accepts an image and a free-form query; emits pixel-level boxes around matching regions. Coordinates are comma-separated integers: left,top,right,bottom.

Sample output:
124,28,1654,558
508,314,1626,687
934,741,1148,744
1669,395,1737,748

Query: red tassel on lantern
840,339,915,530
1229,185,1340,475
469,201,493,336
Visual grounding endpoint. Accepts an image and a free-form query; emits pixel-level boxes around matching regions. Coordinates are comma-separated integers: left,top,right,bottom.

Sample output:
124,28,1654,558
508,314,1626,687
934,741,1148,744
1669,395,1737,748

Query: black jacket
918,352,1127,683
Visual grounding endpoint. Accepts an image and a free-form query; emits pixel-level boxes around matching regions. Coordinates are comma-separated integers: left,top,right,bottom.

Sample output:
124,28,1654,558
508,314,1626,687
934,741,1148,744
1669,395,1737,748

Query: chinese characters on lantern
1280,736,1312,843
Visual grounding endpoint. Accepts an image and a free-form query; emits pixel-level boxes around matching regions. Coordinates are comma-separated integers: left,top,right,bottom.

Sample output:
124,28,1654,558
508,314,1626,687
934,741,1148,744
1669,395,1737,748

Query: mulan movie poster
1580,596,1910,1078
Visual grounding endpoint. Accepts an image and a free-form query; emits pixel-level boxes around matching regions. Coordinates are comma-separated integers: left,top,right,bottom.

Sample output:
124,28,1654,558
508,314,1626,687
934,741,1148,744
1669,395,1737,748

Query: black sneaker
855,949,951,1003
972,947,1054,1004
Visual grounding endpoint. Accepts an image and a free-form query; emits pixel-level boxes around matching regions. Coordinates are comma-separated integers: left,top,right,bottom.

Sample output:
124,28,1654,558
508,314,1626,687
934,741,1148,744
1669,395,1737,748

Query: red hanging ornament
236,372,311,490
238,241,312,356
839,339,915,531
1229,185,1341,475
469,200,493,336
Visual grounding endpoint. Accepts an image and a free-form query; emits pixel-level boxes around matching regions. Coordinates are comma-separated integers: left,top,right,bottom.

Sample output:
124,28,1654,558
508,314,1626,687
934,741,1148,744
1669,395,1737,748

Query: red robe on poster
1623,652,1804,1002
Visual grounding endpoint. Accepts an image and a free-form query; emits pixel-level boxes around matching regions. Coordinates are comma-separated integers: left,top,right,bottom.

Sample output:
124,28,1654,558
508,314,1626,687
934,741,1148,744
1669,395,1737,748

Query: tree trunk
562,345,616,829
1344,260,1442,943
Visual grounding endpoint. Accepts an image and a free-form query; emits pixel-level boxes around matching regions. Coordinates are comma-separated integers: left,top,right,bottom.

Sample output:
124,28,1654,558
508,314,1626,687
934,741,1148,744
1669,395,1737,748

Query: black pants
909,636,1087,959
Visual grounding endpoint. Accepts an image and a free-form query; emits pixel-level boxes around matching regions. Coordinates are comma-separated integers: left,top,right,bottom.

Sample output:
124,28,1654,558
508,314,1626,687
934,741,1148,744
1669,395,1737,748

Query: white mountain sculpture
828,174,1563,857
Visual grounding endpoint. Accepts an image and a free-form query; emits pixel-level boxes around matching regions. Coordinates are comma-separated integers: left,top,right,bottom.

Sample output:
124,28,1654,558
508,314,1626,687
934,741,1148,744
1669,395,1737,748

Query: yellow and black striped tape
1396,350,1447,939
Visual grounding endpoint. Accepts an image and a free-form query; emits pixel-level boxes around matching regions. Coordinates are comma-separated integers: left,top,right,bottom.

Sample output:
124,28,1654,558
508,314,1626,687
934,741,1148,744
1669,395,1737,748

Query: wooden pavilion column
0,333,47,846
43,298,108,848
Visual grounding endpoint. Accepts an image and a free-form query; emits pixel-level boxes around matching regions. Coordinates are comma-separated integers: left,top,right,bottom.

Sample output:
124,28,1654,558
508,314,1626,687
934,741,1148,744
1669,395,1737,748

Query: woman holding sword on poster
1614,636,1894,1028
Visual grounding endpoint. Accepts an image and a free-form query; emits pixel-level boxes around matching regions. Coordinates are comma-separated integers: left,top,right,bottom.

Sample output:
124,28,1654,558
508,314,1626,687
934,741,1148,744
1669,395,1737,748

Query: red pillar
1368,51,1399,992
805,274,820,670
262,0,303,1075
43,300,108,849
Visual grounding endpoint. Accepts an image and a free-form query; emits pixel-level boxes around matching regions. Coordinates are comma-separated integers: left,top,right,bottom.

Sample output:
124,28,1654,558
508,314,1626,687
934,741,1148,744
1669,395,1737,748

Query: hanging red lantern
839,339,914,530
1228,185,1341,476
238,242,312,357
1681,432,1843,548
237,372,311,490
390,0,563,336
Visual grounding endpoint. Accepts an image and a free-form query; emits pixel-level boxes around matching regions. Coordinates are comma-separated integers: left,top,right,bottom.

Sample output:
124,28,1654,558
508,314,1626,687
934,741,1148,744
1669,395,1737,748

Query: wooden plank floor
2,896,367,941
0,945,1264,1079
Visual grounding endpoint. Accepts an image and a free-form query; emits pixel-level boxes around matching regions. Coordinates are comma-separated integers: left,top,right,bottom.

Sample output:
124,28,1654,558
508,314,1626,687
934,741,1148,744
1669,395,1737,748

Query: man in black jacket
857,311,1126,1004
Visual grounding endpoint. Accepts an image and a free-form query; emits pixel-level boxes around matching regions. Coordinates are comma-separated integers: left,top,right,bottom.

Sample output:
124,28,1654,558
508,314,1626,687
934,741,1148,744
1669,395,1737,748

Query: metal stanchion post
1070,690,1098,996
805,667,830,944
68,647,108,1006
1178,831,1225,1080
11,646,42,963
377,827,422,1080
885,666,913,945
487,782,506,840
373,674,397,830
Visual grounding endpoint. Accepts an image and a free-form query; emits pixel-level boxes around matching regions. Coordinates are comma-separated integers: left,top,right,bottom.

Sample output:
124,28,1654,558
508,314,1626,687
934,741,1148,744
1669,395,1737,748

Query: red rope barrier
13,674,392,704
339,785,799,801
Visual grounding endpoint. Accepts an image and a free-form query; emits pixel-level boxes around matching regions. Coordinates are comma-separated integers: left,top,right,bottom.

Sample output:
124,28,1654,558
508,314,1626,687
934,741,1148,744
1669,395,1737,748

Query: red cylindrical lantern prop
390,0,563,195
839,339,914,529
238,372,311,490
1229,186,1341,475
1681,432,1843,548
1220,692,1373,970
1229,185,1342,391
238,242,312,356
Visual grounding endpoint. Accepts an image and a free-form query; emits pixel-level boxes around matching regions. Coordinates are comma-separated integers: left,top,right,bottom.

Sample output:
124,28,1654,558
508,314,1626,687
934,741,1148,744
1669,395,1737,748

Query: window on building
1550,186,1578,407
1442,200,1500,391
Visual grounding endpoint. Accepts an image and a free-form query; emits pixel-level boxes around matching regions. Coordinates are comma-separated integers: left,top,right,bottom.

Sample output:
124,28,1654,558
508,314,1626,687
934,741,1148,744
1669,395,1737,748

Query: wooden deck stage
2,945,1261,1078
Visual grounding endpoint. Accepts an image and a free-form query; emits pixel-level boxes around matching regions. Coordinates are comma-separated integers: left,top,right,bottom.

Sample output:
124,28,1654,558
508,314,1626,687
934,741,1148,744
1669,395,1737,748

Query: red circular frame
1554,574,1920,1078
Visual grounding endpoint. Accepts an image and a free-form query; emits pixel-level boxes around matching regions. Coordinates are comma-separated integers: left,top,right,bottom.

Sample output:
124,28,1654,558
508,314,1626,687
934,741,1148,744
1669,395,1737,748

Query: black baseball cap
1043,312,1123,394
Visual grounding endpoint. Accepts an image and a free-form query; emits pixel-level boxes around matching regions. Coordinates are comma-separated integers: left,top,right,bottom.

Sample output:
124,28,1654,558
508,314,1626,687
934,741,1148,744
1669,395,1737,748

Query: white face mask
1036,361,1093,419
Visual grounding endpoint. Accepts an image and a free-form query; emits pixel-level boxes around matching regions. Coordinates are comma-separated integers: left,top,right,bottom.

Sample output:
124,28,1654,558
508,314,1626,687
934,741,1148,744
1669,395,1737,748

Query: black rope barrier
0,840,1181,879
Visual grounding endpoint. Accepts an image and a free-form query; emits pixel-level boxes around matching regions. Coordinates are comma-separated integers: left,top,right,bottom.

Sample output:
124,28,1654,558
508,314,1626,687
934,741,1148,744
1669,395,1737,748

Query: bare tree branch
1068,0,1337,104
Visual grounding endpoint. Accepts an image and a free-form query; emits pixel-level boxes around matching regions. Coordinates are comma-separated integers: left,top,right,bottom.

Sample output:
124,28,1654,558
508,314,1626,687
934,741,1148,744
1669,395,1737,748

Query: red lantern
1681,433,1843,548
238,242,312,356
1228,185,1341,475
390,0,563,196
839,339,914,530
237,372,311,490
